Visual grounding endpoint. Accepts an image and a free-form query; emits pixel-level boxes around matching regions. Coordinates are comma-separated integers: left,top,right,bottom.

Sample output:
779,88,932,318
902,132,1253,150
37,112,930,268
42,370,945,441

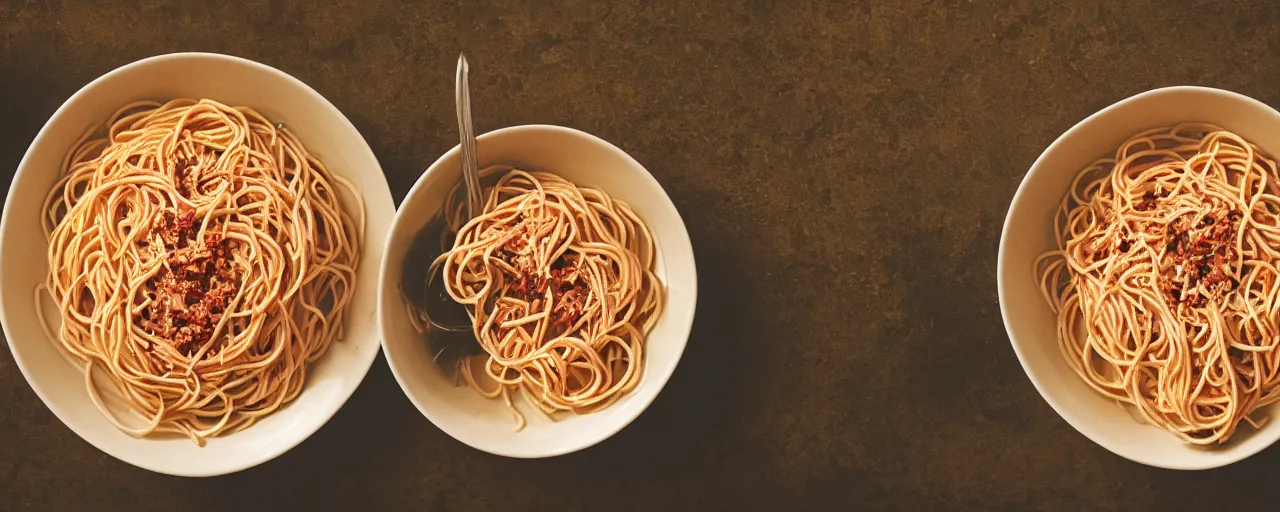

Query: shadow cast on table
560,234,753,462
167,355,419,501
1107,442,1280,509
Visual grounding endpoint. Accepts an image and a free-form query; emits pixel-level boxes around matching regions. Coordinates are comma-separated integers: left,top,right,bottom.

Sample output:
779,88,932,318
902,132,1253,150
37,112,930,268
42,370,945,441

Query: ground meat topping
135,206,239,356
1158,208,1238,309
495,225,589,338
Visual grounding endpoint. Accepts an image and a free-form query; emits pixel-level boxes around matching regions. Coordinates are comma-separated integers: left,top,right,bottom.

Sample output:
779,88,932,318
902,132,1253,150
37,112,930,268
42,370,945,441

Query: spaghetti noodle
423,166,662,429
40,99,363,445
1036,124,1280,445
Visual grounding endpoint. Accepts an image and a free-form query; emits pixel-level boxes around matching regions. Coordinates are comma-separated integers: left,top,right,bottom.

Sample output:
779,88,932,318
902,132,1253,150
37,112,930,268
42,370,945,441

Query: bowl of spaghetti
0,53,395,476
378,125,696,457
999,86,1280,469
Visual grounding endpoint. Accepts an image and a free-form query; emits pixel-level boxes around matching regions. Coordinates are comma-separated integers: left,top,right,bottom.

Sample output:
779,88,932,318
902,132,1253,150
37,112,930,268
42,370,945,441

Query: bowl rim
0,51,391,477
377,123,698,458
996,85,1280,470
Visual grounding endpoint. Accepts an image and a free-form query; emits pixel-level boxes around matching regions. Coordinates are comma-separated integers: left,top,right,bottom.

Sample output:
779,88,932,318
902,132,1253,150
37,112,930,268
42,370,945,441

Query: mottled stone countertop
4,1,1280,510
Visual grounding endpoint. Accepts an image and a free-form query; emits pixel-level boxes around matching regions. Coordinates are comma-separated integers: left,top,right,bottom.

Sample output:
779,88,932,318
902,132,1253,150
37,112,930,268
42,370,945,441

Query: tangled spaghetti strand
1036,124,1280,445
426,166,663,429
40,99,363,445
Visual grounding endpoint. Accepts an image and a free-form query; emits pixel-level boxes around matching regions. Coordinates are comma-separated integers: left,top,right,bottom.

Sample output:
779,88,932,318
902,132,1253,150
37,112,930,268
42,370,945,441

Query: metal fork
456,53,482,219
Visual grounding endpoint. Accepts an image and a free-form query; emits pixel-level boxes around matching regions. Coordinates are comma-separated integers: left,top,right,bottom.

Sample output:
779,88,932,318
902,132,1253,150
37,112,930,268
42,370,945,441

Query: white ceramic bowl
998,86,1280,469
0,53,395,476
379,125,696,457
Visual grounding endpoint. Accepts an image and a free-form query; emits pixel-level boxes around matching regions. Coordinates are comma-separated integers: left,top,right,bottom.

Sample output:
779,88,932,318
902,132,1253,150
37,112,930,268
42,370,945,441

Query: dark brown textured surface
4,0,1280,509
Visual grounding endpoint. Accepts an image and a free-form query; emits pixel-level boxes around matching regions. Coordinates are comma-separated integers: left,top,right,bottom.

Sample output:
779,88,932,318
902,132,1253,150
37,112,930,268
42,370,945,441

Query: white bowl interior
0,53,395,476
999,86,1280,469
379,125,697,458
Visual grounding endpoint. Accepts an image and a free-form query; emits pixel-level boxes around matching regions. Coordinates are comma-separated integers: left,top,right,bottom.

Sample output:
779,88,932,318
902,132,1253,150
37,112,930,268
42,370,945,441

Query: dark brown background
3,0,1280,510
